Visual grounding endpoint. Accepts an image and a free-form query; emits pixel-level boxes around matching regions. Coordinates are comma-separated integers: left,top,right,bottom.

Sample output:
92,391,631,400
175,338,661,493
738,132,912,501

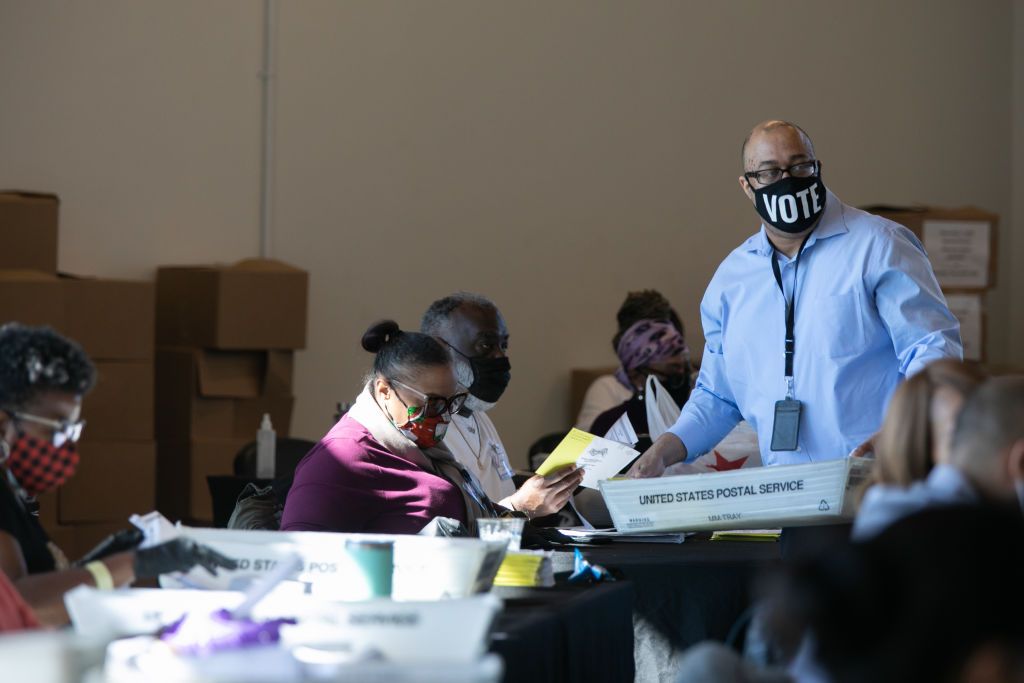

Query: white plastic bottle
256,413,276,479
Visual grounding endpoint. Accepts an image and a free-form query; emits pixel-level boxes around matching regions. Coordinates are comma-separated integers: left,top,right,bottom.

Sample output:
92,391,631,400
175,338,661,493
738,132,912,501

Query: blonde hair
872,359,985,488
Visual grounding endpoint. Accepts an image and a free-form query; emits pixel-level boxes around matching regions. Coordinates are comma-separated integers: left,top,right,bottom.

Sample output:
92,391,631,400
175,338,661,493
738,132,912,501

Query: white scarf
347,382,494,532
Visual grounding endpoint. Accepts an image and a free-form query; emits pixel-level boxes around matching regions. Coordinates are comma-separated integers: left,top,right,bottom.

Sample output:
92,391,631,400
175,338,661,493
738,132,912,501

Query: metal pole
258,0,276,259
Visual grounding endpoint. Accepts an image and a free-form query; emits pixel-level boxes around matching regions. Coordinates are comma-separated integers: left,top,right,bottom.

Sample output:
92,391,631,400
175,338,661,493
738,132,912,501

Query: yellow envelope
535,428,596,476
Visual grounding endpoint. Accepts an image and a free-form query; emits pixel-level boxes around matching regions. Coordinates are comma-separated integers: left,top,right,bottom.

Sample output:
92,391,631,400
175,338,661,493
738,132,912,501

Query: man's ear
738,175,755,203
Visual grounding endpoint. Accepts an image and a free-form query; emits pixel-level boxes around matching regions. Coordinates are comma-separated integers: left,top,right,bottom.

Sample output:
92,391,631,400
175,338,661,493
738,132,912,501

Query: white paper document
922,220,991,288
603,412,639,447
560,527,688,544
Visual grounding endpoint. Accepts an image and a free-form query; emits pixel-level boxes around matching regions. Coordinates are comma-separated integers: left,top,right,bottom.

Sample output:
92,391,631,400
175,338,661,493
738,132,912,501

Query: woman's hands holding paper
503,466,584,518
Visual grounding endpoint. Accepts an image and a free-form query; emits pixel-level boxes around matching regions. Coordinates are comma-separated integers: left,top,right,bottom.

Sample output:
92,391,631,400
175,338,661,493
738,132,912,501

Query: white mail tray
598,457,872,533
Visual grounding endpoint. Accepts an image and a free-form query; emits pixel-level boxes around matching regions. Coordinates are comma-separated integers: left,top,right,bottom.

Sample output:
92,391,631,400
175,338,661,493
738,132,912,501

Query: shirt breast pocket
819,291,869,359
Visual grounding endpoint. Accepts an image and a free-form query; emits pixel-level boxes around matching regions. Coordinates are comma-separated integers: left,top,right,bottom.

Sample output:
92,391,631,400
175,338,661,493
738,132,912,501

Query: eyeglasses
389,379,468,420
13,412,86,447
744,160,819,187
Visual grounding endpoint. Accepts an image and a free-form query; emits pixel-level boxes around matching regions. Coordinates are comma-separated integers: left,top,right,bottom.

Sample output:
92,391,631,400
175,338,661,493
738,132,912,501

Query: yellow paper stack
493,550,555,587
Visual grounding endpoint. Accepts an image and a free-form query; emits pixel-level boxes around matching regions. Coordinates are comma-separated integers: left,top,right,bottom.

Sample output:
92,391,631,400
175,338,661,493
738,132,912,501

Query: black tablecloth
490,582,635,683
549,537,784,683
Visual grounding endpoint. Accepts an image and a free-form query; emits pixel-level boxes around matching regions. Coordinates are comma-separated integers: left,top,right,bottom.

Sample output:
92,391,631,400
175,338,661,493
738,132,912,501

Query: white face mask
451,354,497,414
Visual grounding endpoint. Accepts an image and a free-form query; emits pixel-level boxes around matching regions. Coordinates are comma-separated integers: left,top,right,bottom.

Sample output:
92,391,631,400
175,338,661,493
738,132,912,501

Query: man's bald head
742,120,815,169
421,292,508,360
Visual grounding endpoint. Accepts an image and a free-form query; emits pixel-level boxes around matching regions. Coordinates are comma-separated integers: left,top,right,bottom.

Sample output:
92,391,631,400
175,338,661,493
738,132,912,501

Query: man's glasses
744,160,819,187
13,412,86,447
390,380,468,421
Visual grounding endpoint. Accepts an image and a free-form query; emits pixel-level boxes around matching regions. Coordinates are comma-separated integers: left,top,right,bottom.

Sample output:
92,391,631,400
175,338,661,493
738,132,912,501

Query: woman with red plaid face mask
0,324,94,582
0,324,236,629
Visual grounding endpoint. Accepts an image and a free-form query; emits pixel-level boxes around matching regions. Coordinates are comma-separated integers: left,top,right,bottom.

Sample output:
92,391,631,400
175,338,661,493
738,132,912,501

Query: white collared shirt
445,411,516,503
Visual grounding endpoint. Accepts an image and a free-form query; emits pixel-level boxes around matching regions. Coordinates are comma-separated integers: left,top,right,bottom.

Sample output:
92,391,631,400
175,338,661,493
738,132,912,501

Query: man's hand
506,466,585,518
133,538,239,579
849,433,877,458
627,433,688,479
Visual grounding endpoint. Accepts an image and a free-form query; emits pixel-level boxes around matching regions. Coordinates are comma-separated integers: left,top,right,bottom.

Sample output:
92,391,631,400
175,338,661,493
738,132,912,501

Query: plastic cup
477,517,525,552
344,539,393,598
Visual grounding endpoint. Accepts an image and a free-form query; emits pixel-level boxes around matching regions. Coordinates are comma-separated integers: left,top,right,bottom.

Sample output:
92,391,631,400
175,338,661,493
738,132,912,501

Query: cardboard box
156,259,308,349
61,276,154,360
0,192,59,273
944,292,985,362
155,348,293,439
0,270,64,328
58,441,156,524
81,361,154,441
599,458,872,533
865,205,998,290
157,438,249,523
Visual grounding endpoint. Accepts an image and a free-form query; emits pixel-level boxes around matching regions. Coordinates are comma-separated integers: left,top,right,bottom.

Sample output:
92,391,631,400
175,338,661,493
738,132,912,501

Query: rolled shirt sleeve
870,225,963,377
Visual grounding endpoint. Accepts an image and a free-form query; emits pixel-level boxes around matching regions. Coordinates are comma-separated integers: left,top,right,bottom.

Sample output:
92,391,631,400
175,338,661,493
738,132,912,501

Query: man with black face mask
422,293,584,518
630,120,962,478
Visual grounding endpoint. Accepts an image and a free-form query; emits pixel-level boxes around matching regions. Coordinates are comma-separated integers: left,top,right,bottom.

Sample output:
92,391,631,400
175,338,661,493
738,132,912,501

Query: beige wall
1,1,1020,465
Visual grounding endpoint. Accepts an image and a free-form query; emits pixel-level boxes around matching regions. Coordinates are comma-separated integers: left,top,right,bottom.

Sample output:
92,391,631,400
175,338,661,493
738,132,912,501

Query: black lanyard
424,450,498,517
769,231,814,399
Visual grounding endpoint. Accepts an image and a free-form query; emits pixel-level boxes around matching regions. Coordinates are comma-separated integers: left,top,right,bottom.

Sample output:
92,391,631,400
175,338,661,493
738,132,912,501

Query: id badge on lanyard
490,443,514,481
769,233,812,452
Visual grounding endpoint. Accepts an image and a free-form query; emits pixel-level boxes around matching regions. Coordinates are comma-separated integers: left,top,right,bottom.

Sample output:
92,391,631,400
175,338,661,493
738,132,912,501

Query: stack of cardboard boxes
868,205,998,362
0,191,157,558
155,259,308,525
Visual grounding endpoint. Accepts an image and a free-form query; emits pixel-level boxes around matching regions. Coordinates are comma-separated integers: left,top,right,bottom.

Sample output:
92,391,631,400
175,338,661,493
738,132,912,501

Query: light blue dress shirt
851,464,978,540
669,190,962,466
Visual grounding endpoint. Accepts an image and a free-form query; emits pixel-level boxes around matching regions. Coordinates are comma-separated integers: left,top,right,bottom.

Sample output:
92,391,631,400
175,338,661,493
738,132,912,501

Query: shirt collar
925,463,980,501
743,188,848,257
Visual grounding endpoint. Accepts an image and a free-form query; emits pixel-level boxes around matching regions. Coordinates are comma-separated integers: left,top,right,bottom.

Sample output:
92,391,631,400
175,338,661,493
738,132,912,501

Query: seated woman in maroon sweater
281,320,498,535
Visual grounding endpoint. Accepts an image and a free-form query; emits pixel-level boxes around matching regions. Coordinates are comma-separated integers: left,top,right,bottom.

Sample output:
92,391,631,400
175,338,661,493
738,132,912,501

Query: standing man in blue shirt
630,120,962,477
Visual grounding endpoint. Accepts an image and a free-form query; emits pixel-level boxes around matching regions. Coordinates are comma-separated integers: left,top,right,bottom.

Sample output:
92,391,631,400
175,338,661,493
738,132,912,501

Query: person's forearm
15,552,136,627
16,567,91,626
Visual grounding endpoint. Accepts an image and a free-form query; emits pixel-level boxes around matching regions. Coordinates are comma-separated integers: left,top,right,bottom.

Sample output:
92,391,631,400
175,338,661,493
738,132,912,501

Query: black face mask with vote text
752,174,827,234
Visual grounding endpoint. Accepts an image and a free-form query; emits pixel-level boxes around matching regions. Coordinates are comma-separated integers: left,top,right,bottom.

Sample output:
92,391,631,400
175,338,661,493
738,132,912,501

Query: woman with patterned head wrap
575,290,686,430
591,318,690,451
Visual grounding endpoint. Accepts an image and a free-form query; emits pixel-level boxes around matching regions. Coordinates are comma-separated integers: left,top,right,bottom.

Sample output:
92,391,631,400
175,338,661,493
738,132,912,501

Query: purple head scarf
614,319,688,390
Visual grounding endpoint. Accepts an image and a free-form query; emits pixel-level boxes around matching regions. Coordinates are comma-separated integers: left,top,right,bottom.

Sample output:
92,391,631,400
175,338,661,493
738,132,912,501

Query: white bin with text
598,458,872,533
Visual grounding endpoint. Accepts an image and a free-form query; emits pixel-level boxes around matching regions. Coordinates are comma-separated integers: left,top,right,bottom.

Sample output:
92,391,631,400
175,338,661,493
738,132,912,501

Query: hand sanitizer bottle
256,413,276,479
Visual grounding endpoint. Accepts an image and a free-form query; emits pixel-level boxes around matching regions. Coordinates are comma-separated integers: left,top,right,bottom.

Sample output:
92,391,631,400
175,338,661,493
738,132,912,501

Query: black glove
75,528,145,566
133,537,239,579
